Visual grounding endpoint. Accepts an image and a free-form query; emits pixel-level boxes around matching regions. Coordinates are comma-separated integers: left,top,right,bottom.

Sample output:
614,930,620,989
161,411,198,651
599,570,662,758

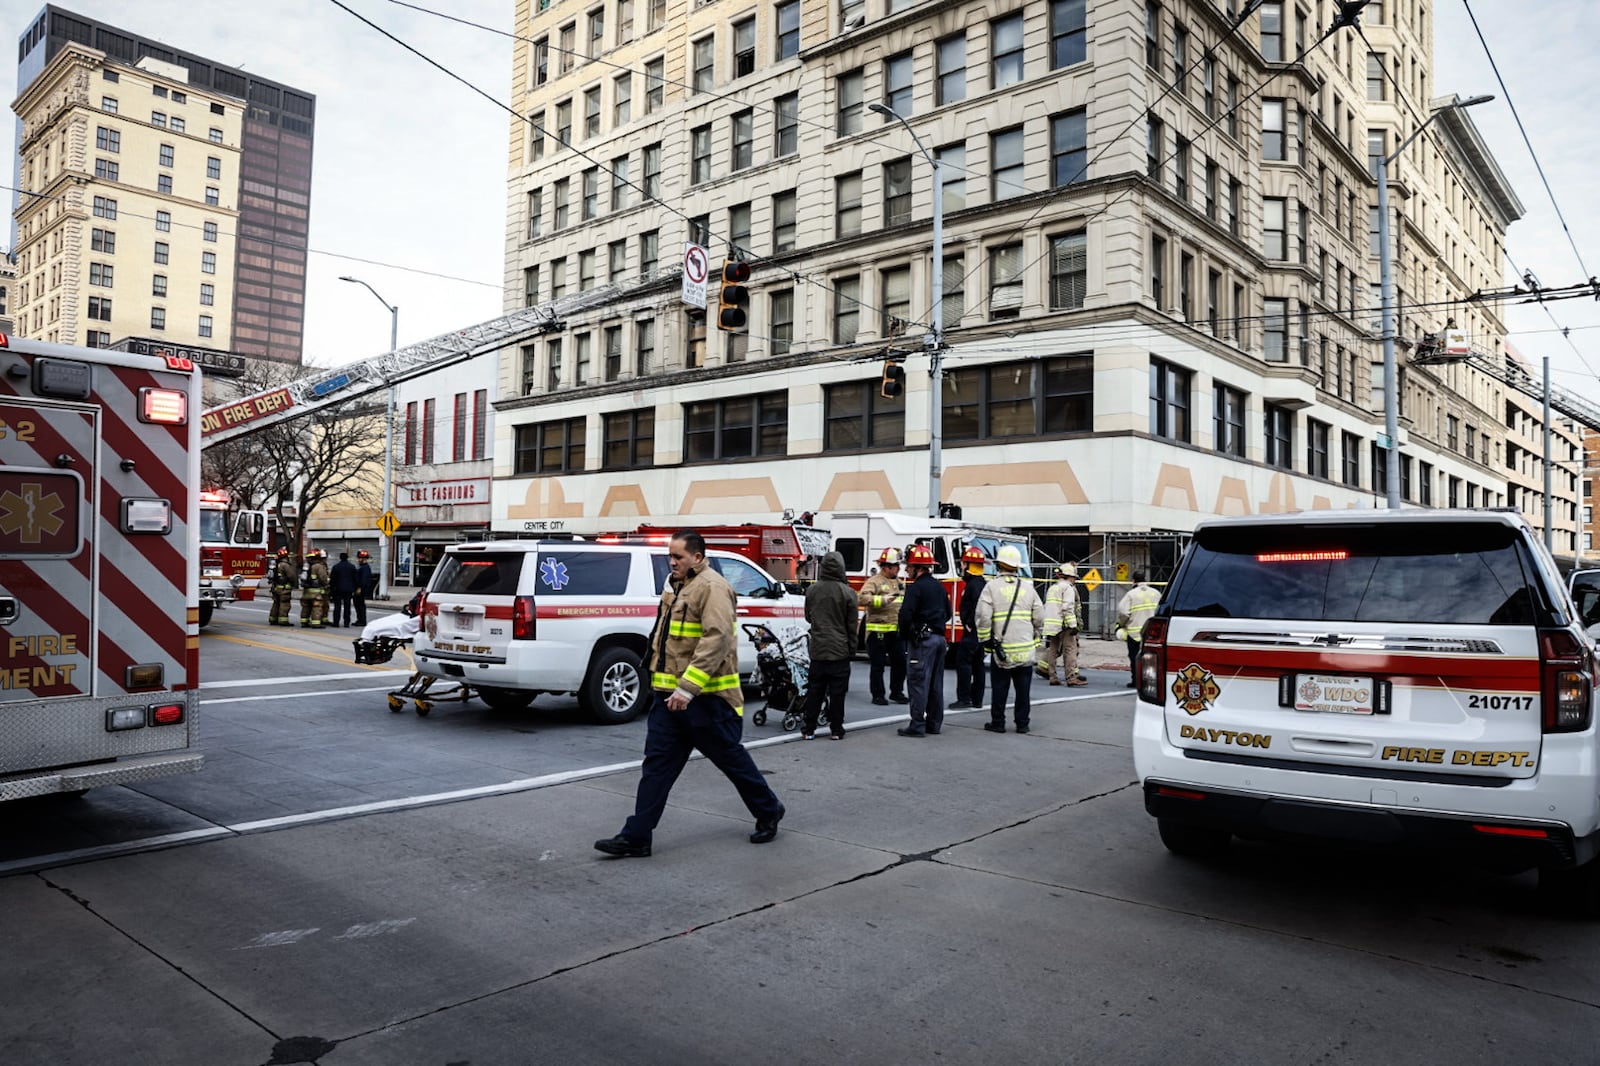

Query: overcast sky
2,0,1595,401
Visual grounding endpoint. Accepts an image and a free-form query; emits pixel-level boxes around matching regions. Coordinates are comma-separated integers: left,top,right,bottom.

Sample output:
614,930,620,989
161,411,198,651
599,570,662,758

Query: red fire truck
0,334,203,800
596,522,833,584
196,488,269,627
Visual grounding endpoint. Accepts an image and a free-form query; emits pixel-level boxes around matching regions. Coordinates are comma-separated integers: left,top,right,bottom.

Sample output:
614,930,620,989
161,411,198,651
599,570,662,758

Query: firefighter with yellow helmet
300,548,331,628
1115,570,1161,689
1040,562,1088,687
860,546,909,706
975,543,1045,733
268,546,298,627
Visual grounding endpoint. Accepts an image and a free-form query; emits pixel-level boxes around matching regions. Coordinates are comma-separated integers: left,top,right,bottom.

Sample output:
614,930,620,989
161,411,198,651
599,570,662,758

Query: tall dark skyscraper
15,4,315,363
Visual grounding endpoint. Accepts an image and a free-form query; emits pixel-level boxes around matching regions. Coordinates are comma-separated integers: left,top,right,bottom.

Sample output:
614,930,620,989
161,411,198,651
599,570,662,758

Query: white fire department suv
1133,509,1600,914
412,540,806,723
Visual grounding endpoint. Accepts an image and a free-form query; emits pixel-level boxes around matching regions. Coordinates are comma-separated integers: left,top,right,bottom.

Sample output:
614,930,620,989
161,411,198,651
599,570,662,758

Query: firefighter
354,549,374,626
1040,563,1089,687
952,546,989,709
301,548,331,628
895,543,951,737
1116,570,1162,689
976,544,1045,734
268,546,298,627
860,547,908,707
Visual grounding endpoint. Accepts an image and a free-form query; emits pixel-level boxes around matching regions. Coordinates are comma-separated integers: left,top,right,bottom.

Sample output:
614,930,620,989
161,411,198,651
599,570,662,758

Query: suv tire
1157,817,1231,858
478,686,537,712
583,647,648,725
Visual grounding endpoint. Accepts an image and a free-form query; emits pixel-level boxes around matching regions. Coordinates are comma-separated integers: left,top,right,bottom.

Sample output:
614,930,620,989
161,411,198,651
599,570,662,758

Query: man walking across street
977,544,1045,733
595,530,785,858
800,551,858,740
329,551,358,628
860,548,909,706
354,549,374,626
1116,571,1162,689
896,544,951,738
300,549,330,628
1040,563,1089,687
268,547,297,627
952,546,988,709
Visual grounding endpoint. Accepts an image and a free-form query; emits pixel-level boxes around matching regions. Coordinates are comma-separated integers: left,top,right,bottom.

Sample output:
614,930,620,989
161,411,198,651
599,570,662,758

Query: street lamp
1377,93,1493,509
339,275,399,600
869,101,945,520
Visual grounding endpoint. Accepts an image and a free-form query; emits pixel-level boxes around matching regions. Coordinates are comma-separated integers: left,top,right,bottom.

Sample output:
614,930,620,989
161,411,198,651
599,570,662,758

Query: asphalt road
3,603,1598,1064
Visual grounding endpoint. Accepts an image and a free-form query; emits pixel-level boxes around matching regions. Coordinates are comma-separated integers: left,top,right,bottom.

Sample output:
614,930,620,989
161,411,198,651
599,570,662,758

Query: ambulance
0,335,202,800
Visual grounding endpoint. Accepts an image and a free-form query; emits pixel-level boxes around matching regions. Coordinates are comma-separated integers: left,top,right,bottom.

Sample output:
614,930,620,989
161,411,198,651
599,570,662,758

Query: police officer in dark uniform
896,543,952,737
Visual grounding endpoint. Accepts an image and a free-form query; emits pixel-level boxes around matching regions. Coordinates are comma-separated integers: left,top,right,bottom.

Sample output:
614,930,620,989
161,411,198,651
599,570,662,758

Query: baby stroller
742,622,810,732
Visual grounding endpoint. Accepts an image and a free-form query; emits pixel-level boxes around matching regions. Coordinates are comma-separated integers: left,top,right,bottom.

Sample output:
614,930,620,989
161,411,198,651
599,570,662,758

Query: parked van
412,540,805,723
1134,510,1600,913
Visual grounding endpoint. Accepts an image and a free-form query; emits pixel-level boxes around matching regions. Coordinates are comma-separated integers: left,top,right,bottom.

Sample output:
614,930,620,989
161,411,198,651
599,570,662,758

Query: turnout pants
955,634,986,707
990,663,1035,728
904,632,947,735
1041,631,1082,682
866,631,906,701
621,693,783,844
269,587,295,625
802,659,851,736
301,590,328,627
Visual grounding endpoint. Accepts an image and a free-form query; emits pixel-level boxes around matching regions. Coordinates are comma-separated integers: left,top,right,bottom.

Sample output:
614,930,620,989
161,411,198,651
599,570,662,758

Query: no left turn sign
682,243,709,309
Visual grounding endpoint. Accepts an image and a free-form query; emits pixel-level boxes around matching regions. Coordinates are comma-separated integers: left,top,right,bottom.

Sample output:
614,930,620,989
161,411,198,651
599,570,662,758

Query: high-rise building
491,0,1586,565
12,5,315,363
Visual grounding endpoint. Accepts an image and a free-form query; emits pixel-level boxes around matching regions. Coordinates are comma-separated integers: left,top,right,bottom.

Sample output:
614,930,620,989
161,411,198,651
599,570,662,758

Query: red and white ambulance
0,335,202,800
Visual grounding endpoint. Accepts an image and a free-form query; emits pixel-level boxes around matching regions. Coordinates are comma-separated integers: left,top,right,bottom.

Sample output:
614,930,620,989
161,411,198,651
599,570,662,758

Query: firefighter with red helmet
859,546,909,706
896,543,951,737
354,549,374,626
300,548,330,628
952,545,990,709
268,546,298,627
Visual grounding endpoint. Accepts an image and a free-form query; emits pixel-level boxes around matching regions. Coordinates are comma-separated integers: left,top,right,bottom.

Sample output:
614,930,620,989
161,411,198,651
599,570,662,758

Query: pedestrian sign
1115,562,1129,582
378,510,401,536
1081,567,1102,591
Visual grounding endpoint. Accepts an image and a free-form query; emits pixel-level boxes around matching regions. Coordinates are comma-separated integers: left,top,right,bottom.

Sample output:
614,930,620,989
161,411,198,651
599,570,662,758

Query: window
693,35,715,92
1226,75,1240,139
95,126,120,152
773,191,797,252
93,196,118,219
405,401,419,464
1260,1,1283,62
525,265,543,309
777,0,800,60
588,7,605,58
103,69,119,83
935,144,967,214
158,142,175,168
1264,404,1294,468
1214,383,1246,456
86,331,111,348
1342,431,1362,486
643,143,662,198
95,159,119,181
1368,128,1387,178
556,100,573,145
1306,419,1330,478
1052,0,1087,67
640,231,659,275
156,175,173,195
205,187,219,205
1179,252,1194,319
1371,443,1390,497
154,241,170,265
151,307,166,330
649,0,666,30
577,87,598,140
582,167,600,219
1263,99,1285,160
1150,234,1166,306
155,210,172,232
1173,23,1189,93
837,70,863,136
731,110,754,170
102,96,118,113
1147,116,1164,180
774,93,799,156
836,172,863,237
1048,231,1087,310
1145,1,1161,68
88,263,113,287
91,228,116,253
154,85,168,99
826,381,906,450
1367,53,1386,100
939,253,966,326
152,275,168,297
1051,109,1087,187
989,243,1023,318
684,393,787,462
1264,297,1288,361
645,58,665,113
937,36,967,105
200,283,214,306
943,355,1094,441
579,249,598,291
770,289,795,354
1204,160,1218,220
559,22,576,71
172,90,186,104
201,251,217,274
729,202,752,256
884,52,914,115
683,125,710,185
514,417,587,475
1264,197,1287,259
1202,56,1216,117
610,158,631,211
607,76,631,130
734,16,757,76
992,14,1024,88
602,324,624,382
1150,358,1191,442
1206,269,1221,333
206,156,221,179
533,36,549,86
992,127,1025,200
1174,136,1190,201
609,239,628,283
527,188,544,239
88,297,112,321
603,410,655,468
884,158,913,226
834,276,861,343
635,318,656,375
547,337,565,389
554,178,571,230
203,221,218,242
881,265,912,335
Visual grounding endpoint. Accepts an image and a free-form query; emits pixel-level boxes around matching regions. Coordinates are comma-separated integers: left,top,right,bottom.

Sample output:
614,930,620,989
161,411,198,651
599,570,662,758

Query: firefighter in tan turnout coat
1039,563,1088,686
859,547,908,706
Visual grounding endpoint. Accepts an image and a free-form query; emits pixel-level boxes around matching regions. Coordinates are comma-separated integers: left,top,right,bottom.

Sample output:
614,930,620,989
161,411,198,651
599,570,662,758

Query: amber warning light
1256,550,1350,563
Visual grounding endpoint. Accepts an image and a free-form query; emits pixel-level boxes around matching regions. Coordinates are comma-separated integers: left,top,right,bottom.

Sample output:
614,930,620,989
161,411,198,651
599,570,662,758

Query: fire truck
0,334,203,800
597,521,833,585
196,488,269,627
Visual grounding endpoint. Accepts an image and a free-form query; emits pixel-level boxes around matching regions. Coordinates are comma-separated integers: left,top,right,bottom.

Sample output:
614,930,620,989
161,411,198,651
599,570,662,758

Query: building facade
12,5,314,363
490,0,1577,567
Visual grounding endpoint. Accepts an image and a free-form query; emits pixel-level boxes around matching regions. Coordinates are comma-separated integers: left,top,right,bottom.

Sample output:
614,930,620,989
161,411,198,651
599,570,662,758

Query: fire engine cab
196,488,269,627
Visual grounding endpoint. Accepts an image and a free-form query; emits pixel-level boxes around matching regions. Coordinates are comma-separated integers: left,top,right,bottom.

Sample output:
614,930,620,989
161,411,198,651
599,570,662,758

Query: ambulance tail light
512,595,537,640
1137,617,1168,704
148,703,186,726
139,387,189,425
1540,629,1592,734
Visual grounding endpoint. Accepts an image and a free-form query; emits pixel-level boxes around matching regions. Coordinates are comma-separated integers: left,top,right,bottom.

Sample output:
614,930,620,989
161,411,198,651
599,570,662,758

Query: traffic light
717,259,751,332
880,358,905,399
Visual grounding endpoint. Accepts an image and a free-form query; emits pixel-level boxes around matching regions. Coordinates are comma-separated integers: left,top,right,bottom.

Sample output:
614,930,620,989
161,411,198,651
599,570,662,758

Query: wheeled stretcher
352,635,476,717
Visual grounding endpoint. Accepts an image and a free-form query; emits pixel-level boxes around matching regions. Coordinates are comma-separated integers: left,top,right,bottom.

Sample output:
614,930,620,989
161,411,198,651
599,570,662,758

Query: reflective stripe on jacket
860,571,904,634
649,562,744,712
975,573,1045,668
1042,579,1078,637
1116,584,1161,639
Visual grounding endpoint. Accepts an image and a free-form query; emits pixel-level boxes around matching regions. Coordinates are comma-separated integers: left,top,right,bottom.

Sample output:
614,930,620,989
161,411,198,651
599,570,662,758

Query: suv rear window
1168,522,1551,625
431,552,526,596
530,551,632,596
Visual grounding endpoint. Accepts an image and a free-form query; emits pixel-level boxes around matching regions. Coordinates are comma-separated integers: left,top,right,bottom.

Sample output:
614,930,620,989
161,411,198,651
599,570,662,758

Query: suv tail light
1540,628,1592,733
1137,617,1168,704
512,595,536,640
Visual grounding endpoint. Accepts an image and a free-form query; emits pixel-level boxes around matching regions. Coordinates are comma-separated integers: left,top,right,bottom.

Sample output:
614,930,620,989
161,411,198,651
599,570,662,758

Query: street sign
682,243,709,309
1376,432,1393,450
378,510,401,537
1081,567,1102,592
1115,562,1129,582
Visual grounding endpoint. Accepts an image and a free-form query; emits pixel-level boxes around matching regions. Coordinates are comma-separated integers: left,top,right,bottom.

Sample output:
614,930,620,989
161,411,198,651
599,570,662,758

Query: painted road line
0,828,234,878
202,685,406,706
204,670,411,690
207,632,395,670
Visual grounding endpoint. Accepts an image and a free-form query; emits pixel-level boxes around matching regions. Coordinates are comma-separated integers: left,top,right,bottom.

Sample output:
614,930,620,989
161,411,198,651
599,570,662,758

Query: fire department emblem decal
1298,679,1322,704
1171,663,1221,716
539,557,570,591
